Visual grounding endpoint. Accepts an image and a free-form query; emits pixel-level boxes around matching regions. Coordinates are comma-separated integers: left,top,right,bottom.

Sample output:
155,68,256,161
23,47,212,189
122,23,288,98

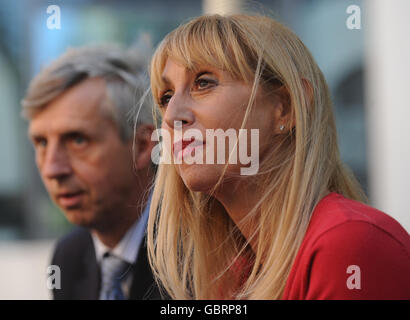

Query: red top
282,192,410,299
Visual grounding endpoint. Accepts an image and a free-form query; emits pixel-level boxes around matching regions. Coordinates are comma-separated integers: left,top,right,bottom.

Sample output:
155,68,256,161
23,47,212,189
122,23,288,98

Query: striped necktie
99,252,131,300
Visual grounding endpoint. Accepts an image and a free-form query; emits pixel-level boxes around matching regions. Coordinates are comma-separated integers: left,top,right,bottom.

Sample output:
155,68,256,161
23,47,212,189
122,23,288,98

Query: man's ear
132,123,156,170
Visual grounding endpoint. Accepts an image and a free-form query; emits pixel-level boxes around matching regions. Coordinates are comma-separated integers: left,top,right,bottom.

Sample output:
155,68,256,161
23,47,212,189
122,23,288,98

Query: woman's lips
173,139,205,162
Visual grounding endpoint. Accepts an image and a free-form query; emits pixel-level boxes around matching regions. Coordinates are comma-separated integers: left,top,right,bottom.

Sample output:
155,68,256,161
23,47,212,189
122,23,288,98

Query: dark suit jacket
51,226,163,300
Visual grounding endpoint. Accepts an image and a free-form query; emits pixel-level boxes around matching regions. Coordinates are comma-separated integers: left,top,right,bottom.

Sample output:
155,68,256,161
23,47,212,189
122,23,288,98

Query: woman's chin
181,175,213,193
178,165,220,193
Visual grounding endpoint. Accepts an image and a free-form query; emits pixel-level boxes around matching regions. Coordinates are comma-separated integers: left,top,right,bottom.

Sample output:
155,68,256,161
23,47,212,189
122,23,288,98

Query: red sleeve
305,221,410,300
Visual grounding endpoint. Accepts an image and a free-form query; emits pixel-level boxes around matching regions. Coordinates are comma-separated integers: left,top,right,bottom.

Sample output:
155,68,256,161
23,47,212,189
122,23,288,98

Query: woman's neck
215,178,331,254
215,178,261,253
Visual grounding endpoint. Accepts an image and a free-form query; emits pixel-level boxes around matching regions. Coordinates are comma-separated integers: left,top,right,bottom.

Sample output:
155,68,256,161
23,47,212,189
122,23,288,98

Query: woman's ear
272,85,294,134
273,79,313,135
132,123,156,170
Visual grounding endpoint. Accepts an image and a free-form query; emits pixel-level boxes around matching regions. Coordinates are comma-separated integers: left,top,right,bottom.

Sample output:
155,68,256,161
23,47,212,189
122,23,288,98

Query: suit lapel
73,233,101,299
129,237,161,299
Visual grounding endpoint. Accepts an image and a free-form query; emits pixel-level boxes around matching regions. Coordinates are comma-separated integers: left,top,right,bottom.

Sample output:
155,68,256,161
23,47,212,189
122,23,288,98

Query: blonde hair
148,14,366,299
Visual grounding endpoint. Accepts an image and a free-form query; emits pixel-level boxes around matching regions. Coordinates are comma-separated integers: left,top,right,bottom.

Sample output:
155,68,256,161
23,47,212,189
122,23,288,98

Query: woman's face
158,58,282,193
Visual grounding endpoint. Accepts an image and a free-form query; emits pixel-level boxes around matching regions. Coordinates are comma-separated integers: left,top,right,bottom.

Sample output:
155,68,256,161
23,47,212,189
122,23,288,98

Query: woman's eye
160,92,172,107
194,78,217,90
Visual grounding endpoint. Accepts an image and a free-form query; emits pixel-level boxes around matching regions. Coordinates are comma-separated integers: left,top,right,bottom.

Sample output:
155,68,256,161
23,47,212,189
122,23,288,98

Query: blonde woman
147,14,410,299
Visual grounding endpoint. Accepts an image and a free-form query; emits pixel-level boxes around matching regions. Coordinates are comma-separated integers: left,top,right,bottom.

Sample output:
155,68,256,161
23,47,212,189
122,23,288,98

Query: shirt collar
91,192,152,265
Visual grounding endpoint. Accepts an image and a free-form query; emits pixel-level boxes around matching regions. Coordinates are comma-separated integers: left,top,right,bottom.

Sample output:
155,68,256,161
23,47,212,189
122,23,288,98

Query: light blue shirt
91,193,151,298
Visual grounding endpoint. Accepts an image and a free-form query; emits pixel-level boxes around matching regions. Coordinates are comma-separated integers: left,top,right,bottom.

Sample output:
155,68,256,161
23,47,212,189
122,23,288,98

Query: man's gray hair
21,44,153,141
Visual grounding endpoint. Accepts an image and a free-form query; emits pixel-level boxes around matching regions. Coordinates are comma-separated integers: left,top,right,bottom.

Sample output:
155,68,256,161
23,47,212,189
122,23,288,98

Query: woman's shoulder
283,193,410,299
305,192,410,251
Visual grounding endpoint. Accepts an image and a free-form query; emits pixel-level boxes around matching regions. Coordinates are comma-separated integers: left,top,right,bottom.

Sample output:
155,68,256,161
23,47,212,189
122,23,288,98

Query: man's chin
63,209,98,229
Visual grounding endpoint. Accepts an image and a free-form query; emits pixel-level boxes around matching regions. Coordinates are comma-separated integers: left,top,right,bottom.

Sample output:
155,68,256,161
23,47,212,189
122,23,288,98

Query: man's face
28,78,137,229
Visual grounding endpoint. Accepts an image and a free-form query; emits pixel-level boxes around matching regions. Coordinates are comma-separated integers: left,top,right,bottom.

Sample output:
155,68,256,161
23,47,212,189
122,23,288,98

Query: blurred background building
0,0,408,299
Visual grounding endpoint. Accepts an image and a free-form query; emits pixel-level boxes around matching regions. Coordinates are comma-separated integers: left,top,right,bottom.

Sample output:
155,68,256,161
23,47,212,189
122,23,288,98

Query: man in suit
22,45,161,299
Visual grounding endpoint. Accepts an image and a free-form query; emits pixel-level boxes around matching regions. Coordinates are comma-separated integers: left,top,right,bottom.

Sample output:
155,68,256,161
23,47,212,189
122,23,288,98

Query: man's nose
41,143,72,180
163,92,195,129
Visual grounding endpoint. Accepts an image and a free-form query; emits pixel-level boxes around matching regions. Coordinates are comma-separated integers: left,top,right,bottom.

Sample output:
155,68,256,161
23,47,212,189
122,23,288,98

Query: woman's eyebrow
160,75,171,85
160,68,216,88
196,71,213,77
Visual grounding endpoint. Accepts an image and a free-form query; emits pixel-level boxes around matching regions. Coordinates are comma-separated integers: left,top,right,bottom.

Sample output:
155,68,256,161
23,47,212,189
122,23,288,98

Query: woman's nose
163,92,195,129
